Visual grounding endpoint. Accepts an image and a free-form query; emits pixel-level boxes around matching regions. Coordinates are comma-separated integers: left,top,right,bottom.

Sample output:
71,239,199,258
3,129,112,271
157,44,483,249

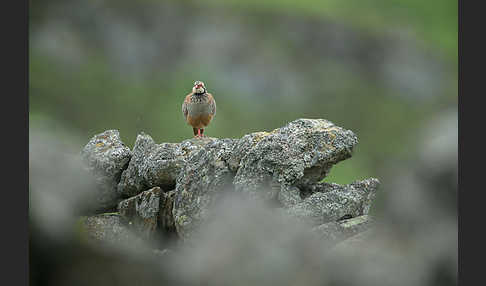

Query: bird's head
192,81,206,94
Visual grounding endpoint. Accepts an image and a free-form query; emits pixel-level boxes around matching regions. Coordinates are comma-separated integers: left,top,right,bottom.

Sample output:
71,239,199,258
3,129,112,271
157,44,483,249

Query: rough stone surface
173,139,237,239
82,119,378,241
118,187,162,238
227,132,269,172
117,133,216,198
81,130,132,211
80,213,132,244
159,190,177,236
285,178,379,225
233,119,358,200
312,215,374,246
278,185,303,208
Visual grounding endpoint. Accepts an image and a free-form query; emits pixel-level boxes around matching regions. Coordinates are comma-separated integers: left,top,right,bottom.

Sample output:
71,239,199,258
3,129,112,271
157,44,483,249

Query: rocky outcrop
80,119,379,245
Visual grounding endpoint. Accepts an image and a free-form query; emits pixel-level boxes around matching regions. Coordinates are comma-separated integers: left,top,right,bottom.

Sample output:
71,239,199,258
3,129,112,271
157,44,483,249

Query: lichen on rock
233,119,358,200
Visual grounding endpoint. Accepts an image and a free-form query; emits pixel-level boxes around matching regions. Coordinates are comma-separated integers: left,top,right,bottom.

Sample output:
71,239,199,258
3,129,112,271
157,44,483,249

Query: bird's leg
200,129,205,137
197,128,202,138
193,128,199,138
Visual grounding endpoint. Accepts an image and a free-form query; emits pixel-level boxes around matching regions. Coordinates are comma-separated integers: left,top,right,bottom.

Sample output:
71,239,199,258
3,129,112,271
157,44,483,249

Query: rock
172,119,359,239
158,190,177,237
81,119,377,240
80,213,133,244
81,130,132,211
117,187,162,238
278,185,303,208
313,215,374,246
285,178,379,225
233,119,358,200
173,139,237,239
227,131,270,172
117,132,215,198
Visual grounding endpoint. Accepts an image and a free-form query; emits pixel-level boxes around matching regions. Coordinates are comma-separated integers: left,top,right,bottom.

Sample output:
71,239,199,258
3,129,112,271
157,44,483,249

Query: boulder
172,139,237,239
81,130,132,211
233,119,358,200
116,133,216,198
117,187,162,238
285,178,379,225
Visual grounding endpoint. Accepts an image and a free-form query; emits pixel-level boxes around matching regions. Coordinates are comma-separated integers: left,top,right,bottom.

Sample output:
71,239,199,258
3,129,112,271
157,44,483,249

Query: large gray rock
285,178,380,225
81,130,132,211
172,119,360,239
116,133,215,198
117,186,178,240
82,119,377,241
117,187,162,239
233,119,358,200
173,139,237,239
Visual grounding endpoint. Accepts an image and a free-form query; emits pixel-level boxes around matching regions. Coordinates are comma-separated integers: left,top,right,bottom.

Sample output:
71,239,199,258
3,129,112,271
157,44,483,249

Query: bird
182,81,216,138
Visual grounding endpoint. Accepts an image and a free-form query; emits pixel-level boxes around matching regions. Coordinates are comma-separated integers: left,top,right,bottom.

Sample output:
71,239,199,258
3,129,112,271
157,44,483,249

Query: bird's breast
187,101,211,116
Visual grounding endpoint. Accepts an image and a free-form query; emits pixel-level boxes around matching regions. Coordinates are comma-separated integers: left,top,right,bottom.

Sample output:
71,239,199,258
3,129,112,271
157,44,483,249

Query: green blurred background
29,0,457,189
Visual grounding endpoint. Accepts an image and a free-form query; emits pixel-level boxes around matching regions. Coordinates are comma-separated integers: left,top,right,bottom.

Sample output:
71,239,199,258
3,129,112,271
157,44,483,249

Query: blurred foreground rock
313,215,375,247
285,179,379,226
80,213,132,244
81,119,379,244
